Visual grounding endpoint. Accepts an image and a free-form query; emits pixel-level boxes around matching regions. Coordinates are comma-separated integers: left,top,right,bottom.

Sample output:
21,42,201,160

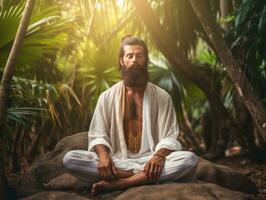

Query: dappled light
0,0,266,199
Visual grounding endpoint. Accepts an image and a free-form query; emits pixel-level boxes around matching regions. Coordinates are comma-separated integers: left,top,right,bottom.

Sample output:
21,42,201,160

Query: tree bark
189,0,266,143
219,0,233,30
181,103,203,152
0,0,36,199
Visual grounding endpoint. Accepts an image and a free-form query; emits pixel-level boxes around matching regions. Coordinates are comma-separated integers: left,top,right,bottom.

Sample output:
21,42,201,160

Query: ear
119,57,124,67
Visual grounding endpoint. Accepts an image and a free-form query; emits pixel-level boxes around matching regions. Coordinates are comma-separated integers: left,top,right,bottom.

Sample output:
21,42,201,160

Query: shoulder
98,81,123,102
147,82,171,102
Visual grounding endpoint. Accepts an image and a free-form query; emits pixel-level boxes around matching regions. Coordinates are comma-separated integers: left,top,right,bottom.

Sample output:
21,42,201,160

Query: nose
132,55,137,63
133,55,137,61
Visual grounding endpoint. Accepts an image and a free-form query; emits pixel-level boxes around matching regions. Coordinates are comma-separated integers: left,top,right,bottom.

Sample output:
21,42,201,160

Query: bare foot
115,169,134,178
91,180,124,195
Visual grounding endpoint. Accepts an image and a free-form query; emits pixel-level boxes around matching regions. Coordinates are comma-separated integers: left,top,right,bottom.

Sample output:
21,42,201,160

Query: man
63,36,199,195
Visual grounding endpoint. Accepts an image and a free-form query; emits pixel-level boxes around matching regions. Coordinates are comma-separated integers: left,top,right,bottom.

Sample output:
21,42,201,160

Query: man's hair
118,35,149,70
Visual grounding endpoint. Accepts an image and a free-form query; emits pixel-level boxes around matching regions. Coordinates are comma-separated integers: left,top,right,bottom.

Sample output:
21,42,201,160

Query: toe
91,184,97,195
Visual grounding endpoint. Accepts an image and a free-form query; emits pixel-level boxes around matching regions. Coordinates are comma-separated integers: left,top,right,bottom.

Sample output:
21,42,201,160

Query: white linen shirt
88,81,182,160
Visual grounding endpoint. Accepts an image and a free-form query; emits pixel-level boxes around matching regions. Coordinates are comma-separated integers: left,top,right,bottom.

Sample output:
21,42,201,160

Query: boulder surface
16,132,258,199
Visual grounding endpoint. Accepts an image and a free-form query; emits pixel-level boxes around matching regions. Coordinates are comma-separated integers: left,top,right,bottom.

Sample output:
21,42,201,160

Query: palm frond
7,107,44,127
0,2,73,71
0,0,24,47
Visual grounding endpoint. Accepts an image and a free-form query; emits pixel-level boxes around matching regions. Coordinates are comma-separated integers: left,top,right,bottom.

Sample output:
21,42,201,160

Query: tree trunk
233,90,266,161
189,0,266,144
181,103,203,153
0,0,36,199
219,0,233,30
131,0,236,157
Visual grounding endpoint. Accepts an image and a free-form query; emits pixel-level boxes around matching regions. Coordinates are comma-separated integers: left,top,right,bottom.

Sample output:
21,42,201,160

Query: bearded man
63,36,199,195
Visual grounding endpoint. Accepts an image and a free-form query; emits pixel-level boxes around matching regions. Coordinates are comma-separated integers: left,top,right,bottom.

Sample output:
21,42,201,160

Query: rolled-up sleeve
88,93,113,154
155,93,182,152
155,137,182,152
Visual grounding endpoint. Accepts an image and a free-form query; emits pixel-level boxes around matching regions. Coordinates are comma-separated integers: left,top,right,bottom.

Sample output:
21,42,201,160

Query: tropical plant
190,0,266,144
0,0,80,174
0,0,36,198
231,0,266,104
0,1,70,74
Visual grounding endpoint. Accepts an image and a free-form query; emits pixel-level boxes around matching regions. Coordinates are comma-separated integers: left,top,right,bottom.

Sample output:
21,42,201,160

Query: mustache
121,65,148,87
122,67,146,78
126,64,144,69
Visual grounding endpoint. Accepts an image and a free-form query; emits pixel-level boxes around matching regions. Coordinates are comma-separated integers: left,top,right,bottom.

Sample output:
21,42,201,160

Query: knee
181,151,199,169
62,150,76,170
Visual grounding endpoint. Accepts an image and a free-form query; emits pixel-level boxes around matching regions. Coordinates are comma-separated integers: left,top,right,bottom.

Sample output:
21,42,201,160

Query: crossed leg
63,150,199,195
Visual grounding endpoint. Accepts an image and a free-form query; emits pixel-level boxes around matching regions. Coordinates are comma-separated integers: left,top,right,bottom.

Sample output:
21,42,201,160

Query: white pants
62,150,199,186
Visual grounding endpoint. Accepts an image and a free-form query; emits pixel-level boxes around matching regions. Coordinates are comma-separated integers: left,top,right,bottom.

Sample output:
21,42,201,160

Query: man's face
120,45,148,87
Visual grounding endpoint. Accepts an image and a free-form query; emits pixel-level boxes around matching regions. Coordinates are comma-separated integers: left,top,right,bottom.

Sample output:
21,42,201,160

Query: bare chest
123,93,143,153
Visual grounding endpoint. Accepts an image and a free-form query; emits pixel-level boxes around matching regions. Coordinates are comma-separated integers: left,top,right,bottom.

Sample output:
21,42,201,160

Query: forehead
123,45,144,54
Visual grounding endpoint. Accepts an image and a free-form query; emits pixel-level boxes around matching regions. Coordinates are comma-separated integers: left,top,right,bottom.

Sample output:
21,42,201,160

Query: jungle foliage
0,0,266,173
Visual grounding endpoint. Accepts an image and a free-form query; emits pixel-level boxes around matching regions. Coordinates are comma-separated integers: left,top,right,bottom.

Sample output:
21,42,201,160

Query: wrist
95,145,110,158
153,153,166,159
98,151,109,159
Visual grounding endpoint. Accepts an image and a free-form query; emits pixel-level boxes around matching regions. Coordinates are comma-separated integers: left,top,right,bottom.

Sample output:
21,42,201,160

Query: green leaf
235,0,253,27
258,5,266,34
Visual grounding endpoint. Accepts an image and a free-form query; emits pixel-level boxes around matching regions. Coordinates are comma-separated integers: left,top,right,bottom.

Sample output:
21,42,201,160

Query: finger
102,168,108,180
153,165,158,179
97,166,103,177
100,164,110,180
145,164,150,178
105,165,112,179
143,161,150,172
111,161,117,175
98,170,103,178
99,168,106,180
155,166,162,179
149,165,154,180
143,162,148,172
152,165,158,180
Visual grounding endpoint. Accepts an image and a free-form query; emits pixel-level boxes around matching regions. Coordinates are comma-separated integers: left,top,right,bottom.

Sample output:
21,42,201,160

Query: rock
196,158,258,194
44,173,77,191
9,173,41,198
115,183,258,200
43,173,125,198
25,132,257,195
20,183,259,200
20,190,124,200
20,191,90,200
28,132,88,187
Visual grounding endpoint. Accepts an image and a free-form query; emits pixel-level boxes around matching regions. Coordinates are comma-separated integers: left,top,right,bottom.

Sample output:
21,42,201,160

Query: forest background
0,0,266,197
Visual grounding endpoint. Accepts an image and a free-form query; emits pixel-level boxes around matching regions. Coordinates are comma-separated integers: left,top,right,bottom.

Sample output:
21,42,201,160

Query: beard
121,64,149,87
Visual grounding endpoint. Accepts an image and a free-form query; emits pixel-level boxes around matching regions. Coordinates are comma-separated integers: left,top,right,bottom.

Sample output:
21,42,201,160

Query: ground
215,156,266,199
